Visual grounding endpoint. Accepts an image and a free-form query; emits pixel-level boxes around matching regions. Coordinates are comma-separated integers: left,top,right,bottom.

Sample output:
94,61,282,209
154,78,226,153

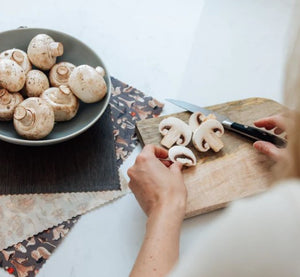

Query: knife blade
166,99,287,148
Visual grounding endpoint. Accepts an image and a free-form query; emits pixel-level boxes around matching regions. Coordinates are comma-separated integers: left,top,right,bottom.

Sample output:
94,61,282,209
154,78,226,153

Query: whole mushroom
27,34,64,70
189,112,216,131
168,146,197,167
41,85,79,121
24,70,49,97
13,97,55,140
192,119,224,152
68,65,107,103
158,117,192,148
0,49,32,74
49,62,75,87
0,59,25,92
0,88,23,121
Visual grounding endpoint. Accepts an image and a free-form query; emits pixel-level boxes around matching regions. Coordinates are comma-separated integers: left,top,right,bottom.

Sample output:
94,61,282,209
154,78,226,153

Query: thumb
169,161,183,174
253,141,283,162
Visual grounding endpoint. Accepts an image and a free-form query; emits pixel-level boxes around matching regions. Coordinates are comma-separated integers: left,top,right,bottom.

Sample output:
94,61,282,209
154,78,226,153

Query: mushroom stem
12,51,24,64
49,42,64,57
56,65,69,78
204,132,224,152
0,89,12,105
161,128,182,148
14,106,35,127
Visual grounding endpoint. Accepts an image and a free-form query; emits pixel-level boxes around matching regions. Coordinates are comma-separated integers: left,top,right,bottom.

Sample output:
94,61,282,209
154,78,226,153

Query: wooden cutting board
136,98,285,218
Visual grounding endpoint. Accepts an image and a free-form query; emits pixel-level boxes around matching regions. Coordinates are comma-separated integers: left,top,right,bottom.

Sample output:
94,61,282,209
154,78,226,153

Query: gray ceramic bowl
0,28,111,146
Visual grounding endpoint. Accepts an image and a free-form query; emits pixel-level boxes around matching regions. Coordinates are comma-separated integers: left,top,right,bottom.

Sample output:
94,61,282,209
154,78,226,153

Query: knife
166,99,287,148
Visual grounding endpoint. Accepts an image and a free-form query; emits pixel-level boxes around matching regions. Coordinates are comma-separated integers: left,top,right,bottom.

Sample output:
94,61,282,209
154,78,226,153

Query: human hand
253,114,288,162
127,144,186,220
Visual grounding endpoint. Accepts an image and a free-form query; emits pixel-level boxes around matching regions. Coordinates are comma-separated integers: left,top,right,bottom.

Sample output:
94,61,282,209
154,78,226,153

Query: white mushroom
41,85,79,121
27,34,64,70
0,59,25,92
68,65,107,103
24,70,49,97
158,117,192,148
0,88,23,121
192,119,224,152
168,146,197,167
49,62,75,87
189,112,216,131
0,49,32,74
13,97,54,140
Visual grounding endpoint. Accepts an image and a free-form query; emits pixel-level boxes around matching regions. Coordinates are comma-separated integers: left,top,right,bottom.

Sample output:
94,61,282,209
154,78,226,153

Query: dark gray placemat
0,105,120,194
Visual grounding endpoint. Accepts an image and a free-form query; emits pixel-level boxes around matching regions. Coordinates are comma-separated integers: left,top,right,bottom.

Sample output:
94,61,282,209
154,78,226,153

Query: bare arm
128,145,186,277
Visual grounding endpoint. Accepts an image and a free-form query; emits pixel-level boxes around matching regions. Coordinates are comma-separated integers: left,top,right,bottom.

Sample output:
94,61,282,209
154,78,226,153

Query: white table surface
0,0,295,276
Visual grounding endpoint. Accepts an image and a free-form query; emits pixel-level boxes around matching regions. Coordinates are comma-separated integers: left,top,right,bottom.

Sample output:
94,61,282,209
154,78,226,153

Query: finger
169,161,183,173
253,141,283,162
274,127,284,135
160,159,172,167
254,115,286,131
143,144,169,159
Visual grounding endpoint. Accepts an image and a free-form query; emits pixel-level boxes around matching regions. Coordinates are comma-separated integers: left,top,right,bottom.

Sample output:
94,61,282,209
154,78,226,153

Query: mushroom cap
25,70,49,97
0,89,23,121
27,34,64,70
41,86,79,121
168,146,196,167
13,97,55,140
0,59,25,92
189,112,217,131
158,117,192,148
68,65,107,103
192,119,224,152
49,62,76,87
0,48,32,74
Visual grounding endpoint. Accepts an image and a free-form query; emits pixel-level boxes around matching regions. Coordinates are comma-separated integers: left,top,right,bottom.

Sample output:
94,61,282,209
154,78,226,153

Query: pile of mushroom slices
158,112,225,167
0,33,107,140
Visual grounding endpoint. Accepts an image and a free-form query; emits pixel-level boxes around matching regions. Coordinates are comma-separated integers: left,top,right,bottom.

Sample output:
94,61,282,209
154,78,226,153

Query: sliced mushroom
168,146,196,167
49,62,75,87
192,119,224,152
68,65,107,103
27,34,64,70
41,85,79,121
0,49,32,74
189,112,217,131
24,70,49,97
13,97,54,140
0,88,23,121
158,117,192,148
0,59,25,92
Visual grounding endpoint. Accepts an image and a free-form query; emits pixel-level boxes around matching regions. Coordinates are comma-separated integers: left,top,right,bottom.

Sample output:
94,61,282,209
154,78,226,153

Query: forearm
130,206,184,277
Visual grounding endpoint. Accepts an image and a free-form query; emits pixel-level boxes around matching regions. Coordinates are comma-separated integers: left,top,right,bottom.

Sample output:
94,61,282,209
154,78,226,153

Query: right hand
253,114,288,162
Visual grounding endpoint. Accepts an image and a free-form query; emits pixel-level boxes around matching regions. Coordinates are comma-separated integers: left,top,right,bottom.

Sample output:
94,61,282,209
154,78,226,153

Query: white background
0,0,295,276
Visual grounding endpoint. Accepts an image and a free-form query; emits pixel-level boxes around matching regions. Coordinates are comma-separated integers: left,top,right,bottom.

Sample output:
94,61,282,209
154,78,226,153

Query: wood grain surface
136,98,284,217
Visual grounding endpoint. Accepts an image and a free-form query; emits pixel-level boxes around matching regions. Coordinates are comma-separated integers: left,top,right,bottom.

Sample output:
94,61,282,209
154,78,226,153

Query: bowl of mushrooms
0,28,111,146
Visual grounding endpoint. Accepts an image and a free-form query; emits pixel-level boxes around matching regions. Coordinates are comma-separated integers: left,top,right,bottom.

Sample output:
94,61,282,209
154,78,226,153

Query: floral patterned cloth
0,77,163,277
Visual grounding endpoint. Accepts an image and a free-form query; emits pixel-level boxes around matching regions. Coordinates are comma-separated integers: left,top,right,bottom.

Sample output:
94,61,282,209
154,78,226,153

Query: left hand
127,144,186,220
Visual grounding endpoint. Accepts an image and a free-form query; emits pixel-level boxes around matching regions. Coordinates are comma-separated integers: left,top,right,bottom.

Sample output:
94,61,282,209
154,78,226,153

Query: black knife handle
230,122,287,148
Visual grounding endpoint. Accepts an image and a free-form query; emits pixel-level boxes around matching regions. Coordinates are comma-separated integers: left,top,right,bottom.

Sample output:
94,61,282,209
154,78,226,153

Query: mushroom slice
13,97,54,140
192,119,224,152
158,117,192,148
27,34,64,70
68,65,107,103
0,89,23,121
41,86,79,121
49,62,76,87
0,59,25,92
24,70,49,97
0,49,32,74
169,146,196,167
189,112,217,131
